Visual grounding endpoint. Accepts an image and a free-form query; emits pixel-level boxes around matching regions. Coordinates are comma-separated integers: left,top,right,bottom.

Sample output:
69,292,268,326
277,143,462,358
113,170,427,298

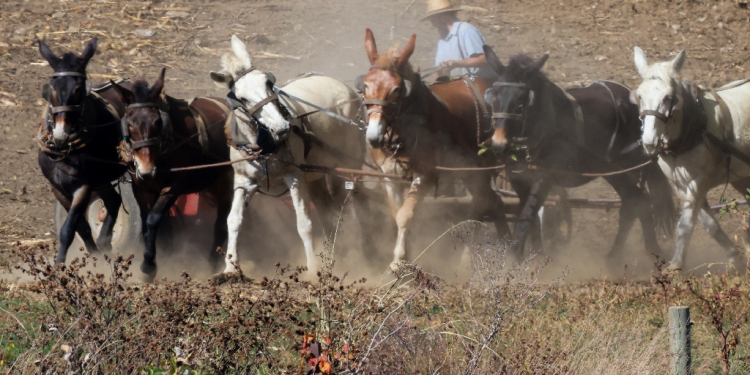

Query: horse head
631,47,687,156
38,38,96,150
209,35,289,146
111,68,167,179
360,29,416,148
483,45,548,156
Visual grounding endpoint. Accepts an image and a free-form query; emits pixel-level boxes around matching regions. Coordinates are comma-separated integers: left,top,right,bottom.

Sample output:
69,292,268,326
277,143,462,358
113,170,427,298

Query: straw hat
420,0,461,21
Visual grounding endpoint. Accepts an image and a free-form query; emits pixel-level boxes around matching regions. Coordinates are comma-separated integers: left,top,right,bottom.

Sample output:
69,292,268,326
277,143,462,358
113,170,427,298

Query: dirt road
1,0,749,280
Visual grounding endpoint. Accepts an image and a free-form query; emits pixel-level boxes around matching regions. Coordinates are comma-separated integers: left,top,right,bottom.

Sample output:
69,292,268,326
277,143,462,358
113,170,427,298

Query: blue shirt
435,21,493,78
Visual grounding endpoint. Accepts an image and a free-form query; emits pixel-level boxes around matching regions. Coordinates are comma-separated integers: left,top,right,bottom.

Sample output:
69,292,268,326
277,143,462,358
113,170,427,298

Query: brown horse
111,68,233,277
361,29,509,269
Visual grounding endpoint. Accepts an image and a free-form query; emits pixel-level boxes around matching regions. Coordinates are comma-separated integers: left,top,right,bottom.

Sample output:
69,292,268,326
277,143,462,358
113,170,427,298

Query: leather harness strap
562,89,586,147
461,76,489,116
709,89,735,142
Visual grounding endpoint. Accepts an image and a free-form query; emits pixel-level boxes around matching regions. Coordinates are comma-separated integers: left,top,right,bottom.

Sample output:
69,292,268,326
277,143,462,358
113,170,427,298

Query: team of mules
38,31,750,279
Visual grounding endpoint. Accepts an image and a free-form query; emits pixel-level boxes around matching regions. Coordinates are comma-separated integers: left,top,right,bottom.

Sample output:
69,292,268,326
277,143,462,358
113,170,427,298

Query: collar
442,21,462,41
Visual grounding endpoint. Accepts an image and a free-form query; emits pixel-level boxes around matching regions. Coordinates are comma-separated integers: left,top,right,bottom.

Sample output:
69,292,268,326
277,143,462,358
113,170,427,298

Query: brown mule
111,68,233,278
361,29,509,269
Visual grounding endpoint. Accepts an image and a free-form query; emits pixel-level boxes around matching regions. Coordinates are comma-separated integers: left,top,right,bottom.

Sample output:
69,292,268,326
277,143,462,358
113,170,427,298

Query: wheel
54,182,142,253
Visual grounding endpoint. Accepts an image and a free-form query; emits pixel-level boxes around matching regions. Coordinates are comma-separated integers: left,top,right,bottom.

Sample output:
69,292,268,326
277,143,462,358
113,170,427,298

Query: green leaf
510,154,517,161
478,148,487,156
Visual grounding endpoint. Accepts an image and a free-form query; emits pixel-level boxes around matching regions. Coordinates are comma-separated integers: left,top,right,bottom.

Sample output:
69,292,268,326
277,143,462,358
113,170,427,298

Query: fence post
669,306,692,375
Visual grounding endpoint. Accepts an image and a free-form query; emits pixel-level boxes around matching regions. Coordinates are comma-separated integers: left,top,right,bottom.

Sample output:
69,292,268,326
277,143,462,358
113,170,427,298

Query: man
421,0,496,82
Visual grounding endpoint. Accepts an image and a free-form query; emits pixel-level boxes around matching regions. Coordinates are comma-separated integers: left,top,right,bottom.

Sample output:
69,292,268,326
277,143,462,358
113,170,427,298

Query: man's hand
440,60,460,69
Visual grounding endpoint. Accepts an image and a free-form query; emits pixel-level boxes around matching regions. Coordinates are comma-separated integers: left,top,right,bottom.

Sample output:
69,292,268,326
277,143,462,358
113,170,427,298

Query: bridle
223,68,292,153
359,67,414,152
634,78,696,155
489,82,533,155
120,102,165,151
636,78,683,124
41,71,94,149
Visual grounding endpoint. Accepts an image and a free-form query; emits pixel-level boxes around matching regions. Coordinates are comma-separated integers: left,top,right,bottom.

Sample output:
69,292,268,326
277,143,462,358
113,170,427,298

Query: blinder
489,82,531,129
354,74,365,92
120,102,164,150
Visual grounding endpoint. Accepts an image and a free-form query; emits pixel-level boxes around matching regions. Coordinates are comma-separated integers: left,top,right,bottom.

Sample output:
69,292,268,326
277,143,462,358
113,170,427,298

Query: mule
37,38,133,265
631,47,750,272
360,29,510,269
110,68,233,277
483,45,676,261
210,35,372,274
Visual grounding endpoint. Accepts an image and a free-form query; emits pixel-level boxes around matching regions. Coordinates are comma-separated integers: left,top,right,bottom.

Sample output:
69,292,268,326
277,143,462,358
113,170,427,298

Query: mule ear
629,89,638,105
79,37,97,65
483,45,504,76
230,35,252,68
38,39,61,69
364,28,379,65
524,54,549,77
671,49,687,75
210,71,234,88
110,80,135,105
633,46,649,78
395,34,416,69
150,67,166,102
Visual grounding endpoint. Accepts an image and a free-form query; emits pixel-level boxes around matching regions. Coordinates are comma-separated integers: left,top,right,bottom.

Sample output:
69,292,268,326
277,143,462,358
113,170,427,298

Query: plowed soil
1,0,749,280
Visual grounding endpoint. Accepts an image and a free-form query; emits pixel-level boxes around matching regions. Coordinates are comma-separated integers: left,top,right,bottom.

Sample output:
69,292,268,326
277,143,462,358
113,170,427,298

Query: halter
40,71,95,152
635,78,701,156
489,82,531,140
121,102,164,150
360,66,411,142
223,68,289,152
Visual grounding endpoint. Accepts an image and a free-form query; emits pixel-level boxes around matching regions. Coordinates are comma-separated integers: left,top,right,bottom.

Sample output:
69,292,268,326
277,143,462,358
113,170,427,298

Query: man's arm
441,23,489,70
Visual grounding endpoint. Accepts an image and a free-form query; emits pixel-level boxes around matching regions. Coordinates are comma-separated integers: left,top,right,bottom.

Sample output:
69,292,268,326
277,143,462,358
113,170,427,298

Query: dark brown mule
37,38,133,265
482,45,676,261
111,68,233,277
361,29,509,268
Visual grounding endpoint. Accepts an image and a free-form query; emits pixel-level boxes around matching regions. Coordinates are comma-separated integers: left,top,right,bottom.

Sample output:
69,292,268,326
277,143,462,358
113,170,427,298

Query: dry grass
1,225,750,374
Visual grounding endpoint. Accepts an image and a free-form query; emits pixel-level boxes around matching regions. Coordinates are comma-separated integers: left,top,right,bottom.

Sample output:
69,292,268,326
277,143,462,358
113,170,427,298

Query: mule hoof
389,260,406,274
729,255,748,275
140,261,157,276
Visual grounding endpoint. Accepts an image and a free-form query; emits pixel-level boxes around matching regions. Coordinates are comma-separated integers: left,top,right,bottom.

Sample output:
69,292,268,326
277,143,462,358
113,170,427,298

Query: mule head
111,68,167,179
39,38,96,149
631,47,687,155
209,35,290,144
483,45,548,156
361,29,416,148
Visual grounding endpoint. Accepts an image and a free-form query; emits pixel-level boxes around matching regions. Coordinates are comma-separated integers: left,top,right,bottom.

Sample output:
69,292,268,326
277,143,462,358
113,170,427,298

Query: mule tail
642,161,677,237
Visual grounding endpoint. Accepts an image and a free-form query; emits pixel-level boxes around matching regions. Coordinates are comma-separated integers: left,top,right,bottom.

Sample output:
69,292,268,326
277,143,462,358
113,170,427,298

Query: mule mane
506,54,548,82
131,80,154,103
372,47,416,82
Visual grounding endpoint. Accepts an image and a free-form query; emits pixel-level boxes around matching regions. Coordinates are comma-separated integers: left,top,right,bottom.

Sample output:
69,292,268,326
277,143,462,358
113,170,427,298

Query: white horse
210,35,370,274
631,47,750,272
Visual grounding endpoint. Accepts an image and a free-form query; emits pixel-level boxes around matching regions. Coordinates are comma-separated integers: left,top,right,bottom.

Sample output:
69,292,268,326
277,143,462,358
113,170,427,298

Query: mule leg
284,172,318,273
392,174,436,269
351,185,379,260
140,191,179,275
383,179,405,220
464,172,511,239
225,174,257,274
52,186,99,253
670,197,701,270
512,178,551,258
603,174,654,261
308,177,336,239
94,186,122,253
209,171,234,272
55,185,94,264
697,200,745,273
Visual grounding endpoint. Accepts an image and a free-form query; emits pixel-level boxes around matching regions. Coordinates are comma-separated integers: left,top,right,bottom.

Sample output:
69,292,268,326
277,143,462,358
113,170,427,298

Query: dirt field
1,0,750,281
